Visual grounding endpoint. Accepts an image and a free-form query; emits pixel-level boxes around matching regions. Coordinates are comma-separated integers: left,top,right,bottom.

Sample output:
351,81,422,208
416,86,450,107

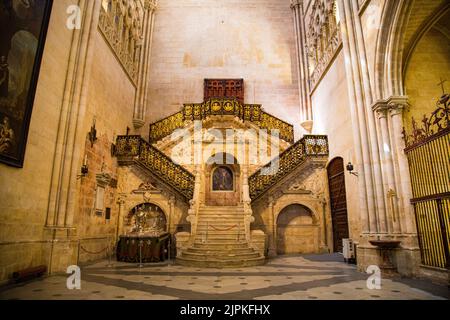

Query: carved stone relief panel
99,0,146,84
305,0,342,90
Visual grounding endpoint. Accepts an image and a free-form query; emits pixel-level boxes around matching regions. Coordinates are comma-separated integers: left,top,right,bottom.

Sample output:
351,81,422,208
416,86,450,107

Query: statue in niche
127,203,166,236
212,166,233,191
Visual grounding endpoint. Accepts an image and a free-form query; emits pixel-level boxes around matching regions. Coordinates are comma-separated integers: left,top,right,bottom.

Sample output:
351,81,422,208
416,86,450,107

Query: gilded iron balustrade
149,98,295,144
402,94,450,149
115,135,195,200
402,94,450,269
248,135,329,200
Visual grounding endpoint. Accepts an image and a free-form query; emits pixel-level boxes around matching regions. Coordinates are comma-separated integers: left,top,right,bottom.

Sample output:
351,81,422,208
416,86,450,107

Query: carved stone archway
276,204,319,255
204,153,241,206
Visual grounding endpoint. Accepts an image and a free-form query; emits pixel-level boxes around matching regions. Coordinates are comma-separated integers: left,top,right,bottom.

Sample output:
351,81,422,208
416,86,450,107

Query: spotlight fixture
88,118,97,147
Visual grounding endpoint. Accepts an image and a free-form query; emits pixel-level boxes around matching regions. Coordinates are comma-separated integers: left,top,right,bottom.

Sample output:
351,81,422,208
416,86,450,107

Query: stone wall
0,0,76,282
0,1,139,282
310,50,361,241
404,26,450,131
146,0,302,138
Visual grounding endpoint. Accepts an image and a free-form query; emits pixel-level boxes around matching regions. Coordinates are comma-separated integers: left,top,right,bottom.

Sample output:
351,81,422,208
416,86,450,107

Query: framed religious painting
0,0,53,167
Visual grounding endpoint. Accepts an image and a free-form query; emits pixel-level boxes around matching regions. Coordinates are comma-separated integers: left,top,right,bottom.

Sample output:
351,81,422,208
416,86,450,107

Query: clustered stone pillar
133,0,158,130
388,97,415,235
290,0,313,132
371,96,416,239
336,0,418,272
45,0,102,273
46,0,102,229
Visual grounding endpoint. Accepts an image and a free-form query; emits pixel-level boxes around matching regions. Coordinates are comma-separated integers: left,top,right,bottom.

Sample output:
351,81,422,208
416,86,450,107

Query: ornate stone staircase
176,205,265,267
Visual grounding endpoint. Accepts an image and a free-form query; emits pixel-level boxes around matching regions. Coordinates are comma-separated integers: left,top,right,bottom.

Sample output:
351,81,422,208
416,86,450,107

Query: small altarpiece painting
0,0,53,167
212,166,234,192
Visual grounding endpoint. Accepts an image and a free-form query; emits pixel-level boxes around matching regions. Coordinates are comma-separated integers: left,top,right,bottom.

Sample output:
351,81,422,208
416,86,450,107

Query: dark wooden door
327,158,350,252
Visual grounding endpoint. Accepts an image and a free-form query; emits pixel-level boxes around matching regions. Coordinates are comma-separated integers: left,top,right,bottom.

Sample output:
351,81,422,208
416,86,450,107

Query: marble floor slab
0,254,448,300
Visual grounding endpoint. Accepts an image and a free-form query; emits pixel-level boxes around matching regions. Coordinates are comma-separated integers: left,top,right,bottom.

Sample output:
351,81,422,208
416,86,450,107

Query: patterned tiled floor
0,254,448,300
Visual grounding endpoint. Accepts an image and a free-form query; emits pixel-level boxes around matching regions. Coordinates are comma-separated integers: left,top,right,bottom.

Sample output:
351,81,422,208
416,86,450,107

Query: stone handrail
248,135,329,200
115,135,195,200
149,98,295,144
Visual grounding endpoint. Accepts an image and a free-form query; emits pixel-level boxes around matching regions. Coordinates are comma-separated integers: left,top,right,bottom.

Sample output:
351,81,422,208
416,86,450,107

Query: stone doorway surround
204,153,241,207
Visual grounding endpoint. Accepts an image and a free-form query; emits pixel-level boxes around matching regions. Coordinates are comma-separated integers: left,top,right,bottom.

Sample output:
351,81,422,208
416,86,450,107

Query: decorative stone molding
99,0,147,85
372,100,389,120
387,96,409,117
306,0,342,91
96,172,112,188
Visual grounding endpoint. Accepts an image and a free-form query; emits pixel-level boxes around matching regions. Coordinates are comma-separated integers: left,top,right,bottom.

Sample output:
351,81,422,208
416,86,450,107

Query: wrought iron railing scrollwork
248,135,329,200
115,135,195,200
402,94,449,150
149,98,295,144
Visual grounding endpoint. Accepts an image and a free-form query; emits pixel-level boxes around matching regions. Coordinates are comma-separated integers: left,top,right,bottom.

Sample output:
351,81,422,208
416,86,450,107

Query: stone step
195,236,245,242
197,218,244,222
176,256,266,268
199,211,244,215
196,224,245,229
181,250,260,260
186,247,255,254
193,242,250,249
199,206,244,210
198,211,244,215
195,230,245,235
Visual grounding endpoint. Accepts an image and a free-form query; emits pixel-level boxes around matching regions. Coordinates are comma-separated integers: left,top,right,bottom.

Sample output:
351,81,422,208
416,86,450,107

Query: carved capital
372,100,389,119
387,96,409,117
145,0,158,11
290,0,303,10
117,193,128,205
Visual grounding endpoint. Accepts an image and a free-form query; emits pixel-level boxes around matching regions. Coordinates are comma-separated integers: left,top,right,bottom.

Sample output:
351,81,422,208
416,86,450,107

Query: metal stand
106,236,114,268
139,239,144,268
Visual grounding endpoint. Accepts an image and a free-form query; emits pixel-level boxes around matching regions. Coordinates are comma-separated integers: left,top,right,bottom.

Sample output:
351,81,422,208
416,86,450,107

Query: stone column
374,102,400,234
133,0,158,129
319,197,328,251
115,193,127,241
46,0,102,228
349,0,388,234
291,0,312,127
267,197,277,256
388,97,415,234
168,196,175,233
337,0,371,234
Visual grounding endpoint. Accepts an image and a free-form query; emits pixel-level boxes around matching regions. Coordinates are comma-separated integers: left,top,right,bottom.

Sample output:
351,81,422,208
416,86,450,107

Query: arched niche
276,204,319,255
204,153,241,206
127,203,167,233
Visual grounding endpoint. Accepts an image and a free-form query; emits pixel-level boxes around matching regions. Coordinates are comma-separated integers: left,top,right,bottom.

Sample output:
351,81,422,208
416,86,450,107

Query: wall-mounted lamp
346,162,358,177
77,155,89,179
111,132,117,157
88,118,97,147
